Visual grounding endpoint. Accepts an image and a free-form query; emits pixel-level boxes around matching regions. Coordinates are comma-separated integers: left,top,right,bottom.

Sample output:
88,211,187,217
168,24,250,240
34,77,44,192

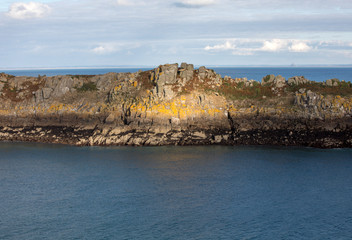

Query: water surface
2,67,352,82
0,143,351,239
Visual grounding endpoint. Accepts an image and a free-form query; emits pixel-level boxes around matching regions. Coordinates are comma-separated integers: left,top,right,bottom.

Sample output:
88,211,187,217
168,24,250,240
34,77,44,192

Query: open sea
0,67,352,239
1,67,352,83
0,143,352,239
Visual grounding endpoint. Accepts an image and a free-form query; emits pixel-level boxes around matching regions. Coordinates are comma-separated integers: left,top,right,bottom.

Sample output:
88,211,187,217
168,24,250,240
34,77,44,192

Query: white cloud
289,41,311,52
204,38,316,55
116,0,133,6
116,0,142,6
92,45,117,54
175,0,216,7
91,42,141,54
260,39,288,52
7,2,51,19
205,41,236,51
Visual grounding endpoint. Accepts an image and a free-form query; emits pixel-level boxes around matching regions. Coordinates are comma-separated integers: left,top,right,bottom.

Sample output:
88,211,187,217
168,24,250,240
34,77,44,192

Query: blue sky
0,0,352,68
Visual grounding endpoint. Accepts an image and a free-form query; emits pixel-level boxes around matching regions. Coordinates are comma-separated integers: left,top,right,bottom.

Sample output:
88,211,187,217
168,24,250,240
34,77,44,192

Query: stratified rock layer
0,63,351,148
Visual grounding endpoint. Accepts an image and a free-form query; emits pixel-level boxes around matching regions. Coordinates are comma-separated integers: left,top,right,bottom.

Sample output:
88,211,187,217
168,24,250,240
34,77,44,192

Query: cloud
116,0,134,6
226,0,352,10
205,40,256,55
174,0,216,8
289,41,311,52
116,0,143,6
204,38,316,55
91,42,141,54
7,2,51,19
92,45,117,54
205,41,236,51
260,39,288,52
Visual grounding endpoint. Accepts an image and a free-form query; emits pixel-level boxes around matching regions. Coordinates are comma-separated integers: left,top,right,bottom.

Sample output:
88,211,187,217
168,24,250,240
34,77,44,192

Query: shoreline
1,122,351,149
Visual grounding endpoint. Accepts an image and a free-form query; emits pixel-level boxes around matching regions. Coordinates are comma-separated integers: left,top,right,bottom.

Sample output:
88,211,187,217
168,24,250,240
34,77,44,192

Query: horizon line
1,64,352,71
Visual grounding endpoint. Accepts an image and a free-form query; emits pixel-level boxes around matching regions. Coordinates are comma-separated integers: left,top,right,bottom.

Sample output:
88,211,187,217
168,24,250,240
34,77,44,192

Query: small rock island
0,63,351,148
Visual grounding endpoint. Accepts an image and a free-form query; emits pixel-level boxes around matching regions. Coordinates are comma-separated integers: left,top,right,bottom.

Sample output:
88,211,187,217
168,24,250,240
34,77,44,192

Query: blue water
2,67,352,82
1,68,151,78
214,67,352,83
0,143,352,239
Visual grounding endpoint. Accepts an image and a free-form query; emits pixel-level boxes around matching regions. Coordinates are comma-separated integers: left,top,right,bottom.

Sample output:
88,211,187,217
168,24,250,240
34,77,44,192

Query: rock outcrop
0,63,352,148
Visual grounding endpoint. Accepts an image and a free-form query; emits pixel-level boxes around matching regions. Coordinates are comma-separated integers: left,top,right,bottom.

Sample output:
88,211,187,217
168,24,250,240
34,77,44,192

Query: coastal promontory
0,63,351,148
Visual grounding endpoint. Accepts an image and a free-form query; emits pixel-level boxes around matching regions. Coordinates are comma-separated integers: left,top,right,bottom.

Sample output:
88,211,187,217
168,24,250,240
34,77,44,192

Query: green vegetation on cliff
75,82,98,92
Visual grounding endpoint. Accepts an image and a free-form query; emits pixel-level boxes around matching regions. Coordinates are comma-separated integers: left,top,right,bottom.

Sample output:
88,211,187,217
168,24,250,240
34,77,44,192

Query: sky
0,0,352,68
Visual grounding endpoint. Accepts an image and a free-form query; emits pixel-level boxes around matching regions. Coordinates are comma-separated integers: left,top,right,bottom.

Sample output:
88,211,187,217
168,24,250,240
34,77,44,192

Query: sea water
0,143,351,239
2,67,352,83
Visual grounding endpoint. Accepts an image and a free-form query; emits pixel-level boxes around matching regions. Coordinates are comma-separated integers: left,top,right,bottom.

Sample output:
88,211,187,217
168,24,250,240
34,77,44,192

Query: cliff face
0,64,352,148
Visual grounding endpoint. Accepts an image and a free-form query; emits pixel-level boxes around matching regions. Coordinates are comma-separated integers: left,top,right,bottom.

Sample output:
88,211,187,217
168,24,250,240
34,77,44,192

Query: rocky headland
0,63,352,148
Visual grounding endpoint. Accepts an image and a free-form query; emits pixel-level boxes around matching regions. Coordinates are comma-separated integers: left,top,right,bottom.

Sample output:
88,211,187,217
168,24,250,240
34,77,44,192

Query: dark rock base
1,126,351,149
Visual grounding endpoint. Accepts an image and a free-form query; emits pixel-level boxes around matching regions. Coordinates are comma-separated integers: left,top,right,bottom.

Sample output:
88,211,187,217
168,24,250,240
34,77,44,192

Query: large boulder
262,74,286,88
288,76,309,85
152,63,179,100
261,74,275,85
325,78,339,87
179,62,194,81
198,66,206,79
275,75,286,88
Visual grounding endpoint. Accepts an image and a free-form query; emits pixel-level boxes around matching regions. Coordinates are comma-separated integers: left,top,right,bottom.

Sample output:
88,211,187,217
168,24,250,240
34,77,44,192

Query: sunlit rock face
0,63,352,148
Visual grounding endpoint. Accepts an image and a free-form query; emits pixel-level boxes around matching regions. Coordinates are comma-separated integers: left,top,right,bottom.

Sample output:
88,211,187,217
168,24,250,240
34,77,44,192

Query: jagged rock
326,78,340,87
0,82,4,92
262,74,286,88
179,62,194,81
0,73,7,81
288,76,309,85
160,64,178,84
152,63,179,100
162,85,177,100
42,88,53,99
198,66,206,79
295,89,321,107
262,74,275,85
45,76,75,98
275,75,286,88
180,62,187,69
95,73,117,91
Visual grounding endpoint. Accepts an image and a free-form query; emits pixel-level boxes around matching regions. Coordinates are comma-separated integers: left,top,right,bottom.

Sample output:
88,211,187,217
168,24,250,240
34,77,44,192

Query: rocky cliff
0,63,352,148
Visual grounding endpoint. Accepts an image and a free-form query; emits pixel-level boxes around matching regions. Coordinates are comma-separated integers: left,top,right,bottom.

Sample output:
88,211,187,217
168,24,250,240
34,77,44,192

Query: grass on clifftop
75,82,98,92
136,70,155,90
218,79,352,100
287,81,352,97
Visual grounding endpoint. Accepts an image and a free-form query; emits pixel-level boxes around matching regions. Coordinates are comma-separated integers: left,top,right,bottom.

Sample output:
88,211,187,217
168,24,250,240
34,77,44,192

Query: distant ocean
2,67,352,83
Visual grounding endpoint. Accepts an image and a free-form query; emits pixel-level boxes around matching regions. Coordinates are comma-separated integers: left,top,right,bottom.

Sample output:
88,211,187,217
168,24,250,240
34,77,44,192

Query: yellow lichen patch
0,109,10,115
114,85,122,92
48,103,65,113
